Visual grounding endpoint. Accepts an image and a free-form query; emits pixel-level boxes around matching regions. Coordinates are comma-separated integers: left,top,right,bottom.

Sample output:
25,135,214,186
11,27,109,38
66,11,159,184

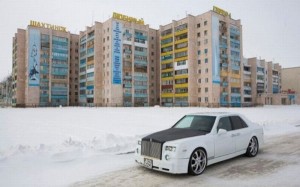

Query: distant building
12,21,79,107
242,57,295,105
159,7,242,107
282,67,300,104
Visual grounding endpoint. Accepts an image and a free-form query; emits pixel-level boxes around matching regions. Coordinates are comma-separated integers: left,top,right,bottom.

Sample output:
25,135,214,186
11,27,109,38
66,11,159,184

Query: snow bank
0,105,300,186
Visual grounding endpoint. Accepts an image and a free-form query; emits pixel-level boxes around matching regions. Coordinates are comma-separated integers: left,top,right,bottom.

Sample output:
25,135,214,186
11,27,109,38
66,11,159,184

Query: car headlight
165,146,176,152
138,140,141,145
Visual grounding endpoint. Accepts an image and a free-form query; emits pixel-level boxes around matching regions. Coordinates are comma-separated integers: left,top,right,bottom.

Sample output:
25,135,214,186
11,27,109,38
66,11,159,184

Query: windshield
172,115,216,133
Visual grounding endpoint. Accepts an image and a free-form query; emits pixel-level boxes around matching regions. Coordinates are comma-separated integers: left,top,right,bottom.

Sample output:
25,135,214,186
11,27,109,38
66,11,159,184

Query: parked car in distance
135,112,264,175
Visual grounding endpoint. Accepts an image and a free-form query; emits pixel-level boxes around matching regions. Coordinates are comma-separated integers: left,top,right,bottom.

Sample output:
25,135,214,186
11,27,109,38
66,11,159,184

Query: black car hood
142,128,207,144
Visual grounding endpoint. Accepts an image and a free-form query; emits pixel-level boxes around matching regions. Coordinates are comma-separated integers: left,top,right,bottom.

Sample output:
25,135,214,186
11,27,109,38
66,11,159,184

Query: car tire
188,148,207,175
246,136,259,157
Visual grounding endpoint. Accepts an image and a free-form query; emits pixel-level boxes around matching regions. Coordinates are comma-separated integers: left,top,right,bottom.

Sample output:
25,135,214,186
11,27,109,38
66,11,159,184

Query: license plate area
144,158,153,169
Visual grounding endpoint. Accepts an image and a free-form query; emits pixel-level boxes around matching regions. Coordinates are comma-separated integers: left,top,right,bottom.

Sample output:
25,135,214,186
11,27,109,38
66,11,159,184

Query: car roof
187,112,241,117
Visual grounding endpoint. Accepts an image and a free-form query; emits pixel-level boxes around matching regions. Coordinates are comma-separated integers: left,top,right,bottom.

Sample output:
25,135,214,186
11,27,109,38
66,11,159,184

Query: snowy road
72,132,300,187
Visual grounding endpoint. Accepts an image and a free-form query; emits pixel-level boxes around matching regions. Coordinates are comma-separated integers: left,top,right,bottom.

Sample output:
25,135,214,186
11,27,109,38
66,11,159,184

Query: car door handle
231,133,240,137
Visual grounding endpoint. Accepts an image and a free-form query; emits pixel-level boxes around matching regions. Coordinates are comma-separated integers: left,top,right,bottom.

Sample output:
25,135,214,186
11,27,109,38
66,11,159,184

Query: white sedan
135,112,264,175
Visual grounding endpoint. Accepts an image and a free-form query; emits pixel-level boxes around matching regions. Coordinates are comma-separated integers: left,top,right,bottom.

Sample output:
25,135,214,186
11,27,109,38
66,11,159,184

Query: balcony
124,49,132,54
161,33,173,40
134,85,148,89
230,38,240,44
175,29,188,36
134,93,148,98
135,50,147,56
124,75,132,80
124,83,132,88
220,54,228,59
257,79,264,83
244,86,252,90
134,34,147,41
243,70,251,75
221,63,228,67
231,93,241,97
161,68,174,73
134,60,147,67
174,38,188,45
123,92,132,97
220,43,227,49
174,93,188,97
222,82,228,87
231,64,240,71
221,70,228,77
174,83,188,88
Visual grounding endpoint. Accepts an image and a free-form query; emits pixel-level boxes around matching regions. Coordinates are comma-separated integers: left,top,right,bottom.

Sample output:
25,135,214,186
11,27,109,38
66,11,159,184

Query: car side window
230,116,247,130
217,117,232,132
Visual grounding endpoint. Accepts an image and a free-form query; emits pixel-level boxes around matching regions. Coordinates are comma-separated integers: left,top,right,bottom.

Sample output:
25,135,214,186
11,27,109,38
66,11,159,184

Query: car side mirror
218,128,227,135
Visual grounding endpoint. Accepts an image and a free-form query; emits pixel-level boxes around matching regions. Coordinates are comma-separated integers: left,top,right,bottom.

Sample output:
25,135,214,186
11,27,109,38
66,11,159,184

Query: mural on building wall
28,29,40,86
212,15,220,84
112,20,123,84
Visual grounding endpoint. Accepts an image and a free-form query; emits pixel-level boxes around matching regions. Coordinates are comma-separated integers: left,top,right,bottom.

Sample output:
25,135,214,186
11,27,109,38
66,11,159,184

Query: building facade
281,67,300,104
78,13,159,107
12,21,79,107
159,7,243,107
242,57,286,105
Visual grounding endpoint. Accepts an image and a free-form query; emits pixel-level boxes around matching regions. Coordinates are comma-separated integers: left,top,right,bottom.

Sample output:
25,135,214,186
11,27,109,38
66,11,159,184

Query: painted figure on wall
29,43,39,80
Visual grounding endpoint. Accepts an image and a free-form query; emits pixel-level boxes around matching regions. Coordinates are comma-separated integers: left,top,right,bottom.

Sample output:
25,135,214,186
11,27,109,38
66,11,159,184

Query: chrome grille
141,140,162,160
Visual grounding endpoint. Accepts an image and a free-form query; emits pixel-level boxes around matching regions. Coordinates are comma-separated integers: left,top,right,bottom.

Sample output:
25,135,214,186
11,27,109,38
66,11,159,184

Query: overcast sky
0,0,299,80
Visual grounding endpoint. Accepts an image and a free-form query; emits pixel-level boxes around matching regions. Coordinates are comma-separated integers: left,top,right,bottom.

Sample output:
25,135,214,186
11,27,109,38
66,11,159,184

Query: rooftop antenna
92,11,94,26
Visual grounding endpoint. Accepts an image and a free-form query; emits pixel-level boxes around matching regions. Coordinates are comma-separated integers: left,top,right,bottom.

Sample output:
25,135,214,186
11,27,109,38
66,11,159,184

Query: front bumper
135,153,189,174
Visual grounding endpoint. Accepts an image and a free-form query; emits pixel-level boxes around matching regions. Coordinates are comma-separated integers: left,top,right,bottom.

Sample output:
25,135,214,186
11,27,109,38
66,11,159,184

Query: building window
204,49,208,54
197,23,201,28
198,88,201,93
197,32,201,37
205,68,208,73
198,97,201,102
205,58,208,63
198,50,201,55
103,38,105,42
198,69,201,74
198,60,201,64
107,36,109,41
204,30,207,36
197,41,200,46
205,97,208,103
204,39,208,45
205,87,208,92
204,21,207,26
205,78,208,83
198,78,201,83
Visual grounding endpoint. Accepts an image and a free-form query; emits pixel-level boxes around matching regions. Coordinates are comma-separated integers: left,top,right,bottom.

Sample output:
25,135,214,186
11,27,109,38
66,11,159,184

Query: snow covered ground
0,106,300,186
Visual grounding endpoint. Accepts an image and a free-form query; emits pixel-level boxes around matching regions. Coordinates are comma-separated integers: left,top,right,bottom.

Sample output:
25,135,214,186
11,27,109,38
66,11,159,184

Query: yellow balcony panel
175,83,188,88
161,59,173,64
86,81,94,86
161,68,174,73
174,56,188,62
87,60,94,65
175,29,188,36
161,42,173,48
231,82,241,87
174,47,188,54
161,77,174,81
161,33,173,40
174,38,188,45
221,70,228,77
161,93,174,98
175,74,188,79
174,93,188,97
231,73,241,79
161,51,173,57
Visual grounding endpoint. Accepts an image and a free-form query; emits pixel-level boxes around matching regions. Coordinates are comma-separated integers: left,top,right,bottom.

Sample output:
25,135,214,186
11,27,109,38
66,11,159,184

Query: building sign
213,6,231,18
113,12,144,25
212,15,220,84
28,29,40,87
29,20,67,32
112,21,123,85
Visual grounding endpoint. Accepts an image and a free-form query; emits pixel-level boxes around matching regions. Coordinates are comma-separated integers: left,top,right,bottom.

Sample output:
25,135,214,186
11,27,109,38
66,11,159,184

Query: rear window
230,116,248,130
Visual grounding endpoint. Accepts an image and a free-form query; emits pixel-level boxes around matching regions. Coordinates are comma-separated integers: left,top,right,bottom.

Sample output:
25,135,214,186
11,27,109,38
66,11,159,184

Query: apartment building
12,21,79,107
78,13,159,107
242,57,287,105
282,67,300,104
159,6,243,107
